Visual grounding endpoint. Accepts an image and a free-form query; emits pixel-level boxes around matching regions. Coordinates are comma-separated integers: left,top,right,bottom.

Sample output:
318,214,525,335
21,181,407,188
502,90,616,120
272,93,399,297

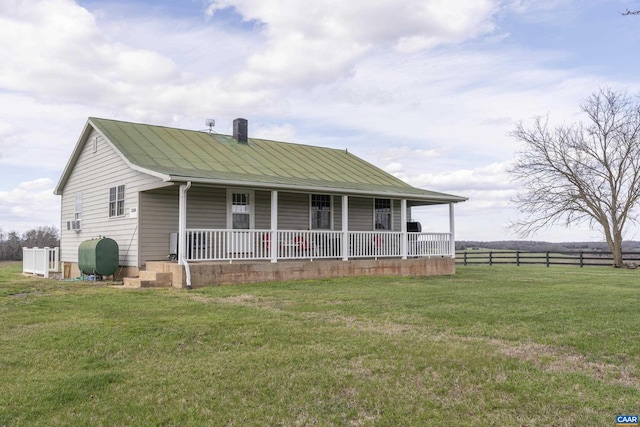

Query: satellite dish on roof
205,119,215,133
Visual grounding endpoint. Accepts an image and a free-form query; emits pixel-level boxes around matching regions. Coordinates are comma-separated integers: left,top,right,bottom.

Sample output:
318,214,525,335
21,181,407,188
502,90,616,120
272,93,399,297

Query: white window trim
373,198,394,231
67,193,83,231
109,185,126,218
226,189,255,229
75,193,83,226
309,194,333,230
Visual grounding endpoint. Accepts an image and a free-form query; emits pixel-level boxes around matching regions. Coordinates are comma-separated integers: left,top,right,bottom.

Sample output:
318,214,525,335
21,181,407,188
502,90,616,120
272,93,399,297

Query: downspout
179,182,192,289
401,199,407,260
449,202,455,258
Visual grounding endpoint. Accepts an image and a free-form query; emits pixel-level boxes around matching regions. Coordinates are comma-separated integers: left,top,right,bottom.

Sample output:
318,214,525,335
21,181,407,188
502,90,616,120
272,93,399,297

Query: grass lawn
1,261,639,426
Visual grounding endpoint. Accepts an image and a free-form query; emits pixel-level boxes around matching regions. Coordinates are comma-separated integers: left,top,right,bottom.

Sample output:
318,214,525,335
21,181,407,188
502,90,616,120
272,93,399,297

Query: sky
1,0,640,242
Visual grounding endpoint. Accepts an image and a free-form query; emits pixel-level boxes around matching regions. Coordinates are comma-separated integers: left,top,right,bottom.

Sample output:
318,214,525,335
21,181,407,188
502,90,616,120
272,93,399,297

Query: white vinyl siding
186,187,226,229
348,197,374,231
59,129,163,267
278,192,309,230
255,190,271,229
394,200,402,231
333,196,342,230
139,188,179,263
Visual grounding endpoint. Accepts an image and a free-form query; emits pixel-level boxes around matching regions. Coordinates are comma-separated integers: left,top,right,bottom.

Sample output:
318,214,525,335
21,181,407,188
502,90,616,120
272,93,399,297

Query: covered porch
168,185,459,287
173,186,458,262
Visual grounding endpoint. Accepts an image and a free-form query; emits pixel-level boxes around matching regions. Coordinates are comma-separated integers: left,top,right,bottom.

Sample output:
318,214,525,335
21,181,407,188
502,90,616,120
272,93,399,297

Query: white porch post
342,195,349,261
401,199,407,260
449,202,456,258
178,182,191,265
271,190,278,263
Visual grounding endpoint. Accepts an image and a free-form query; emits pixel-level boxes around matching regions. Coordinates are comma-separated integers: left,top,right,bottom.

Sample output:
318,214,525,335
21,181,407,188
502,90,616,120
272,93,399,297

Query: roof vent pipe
233,118,248,143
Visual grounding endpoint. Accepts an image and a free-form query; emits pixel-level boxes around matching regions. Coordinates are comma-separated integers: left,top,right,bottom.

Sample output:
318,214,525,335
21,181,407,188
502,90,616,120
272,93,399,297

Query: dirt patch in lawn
491,339,638,388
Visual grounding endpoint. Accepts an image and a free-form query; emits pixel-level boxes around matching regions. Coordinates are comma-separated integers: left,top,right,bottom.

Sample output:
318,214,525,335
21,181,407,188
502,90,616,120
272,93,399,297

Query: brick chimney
233,118,248,143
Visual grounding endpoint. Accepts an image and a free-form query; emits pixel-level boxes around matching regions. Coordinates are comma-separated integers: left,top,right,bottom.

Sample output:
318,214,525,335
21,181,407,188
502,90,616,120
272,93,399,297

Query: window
67,193,82,230
109,185,125,217
374,198,391,230
232,192,250,229
311,194,331,230
74,193,82,226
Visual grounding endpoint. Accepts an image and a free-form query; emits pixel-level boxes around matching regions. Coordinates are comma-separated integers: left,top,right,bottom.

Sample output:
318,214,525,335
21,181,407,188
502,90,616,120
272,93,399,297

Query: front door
228,190,254,254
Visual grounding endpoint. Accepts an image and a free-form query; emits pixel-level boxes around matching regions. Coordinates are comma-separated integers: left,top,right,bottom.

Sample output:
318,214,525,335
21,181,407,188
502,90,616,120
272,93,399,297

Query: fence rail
185,229,452,262
22,247,60,278
456,250,640,267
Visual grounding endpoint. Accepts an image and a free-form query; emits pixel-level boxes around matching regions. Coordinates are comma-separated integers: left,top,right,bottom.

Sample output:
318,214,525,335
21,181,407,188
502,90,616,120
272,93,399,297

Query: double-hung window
109,185,125,217
374,198,392,230
231,192,251,230
311,194,331,230
67,193,83,230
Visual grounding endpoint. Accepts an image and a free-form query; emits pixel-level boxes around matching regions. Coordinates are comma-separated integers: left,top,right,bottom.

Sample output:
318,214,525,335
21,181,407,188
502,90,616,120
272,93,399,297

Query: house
54,117,467,287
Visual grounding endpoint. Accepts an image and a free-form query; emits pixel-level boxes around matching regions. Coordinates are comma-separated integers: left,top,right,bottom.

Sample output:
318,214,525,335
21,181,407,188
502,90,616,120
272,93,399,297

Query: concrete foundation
145,257,455,288
61,262,139,281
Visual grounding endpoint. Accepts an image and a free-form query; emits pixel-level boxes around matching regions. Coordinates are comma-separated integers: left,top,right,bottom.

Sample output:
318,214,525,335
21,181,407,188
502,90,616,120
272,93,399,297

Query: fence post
43,247,50,278
22,247,29,274
464,251,468,266
579,251,584,268
546,251,550,267
516,250,520,267
489,251,493,266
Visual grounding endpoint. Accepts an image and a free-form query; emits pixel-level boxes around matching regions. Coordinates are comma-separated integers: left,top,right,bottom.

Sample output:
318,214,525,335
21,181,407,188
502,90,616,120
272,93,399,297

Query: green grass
1,261,639,426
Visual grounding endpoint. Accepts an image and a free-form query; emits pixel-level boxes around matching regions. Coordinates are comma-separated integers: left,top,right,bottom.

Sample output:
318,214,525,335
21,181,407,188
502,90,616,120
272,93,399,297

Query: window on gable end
109,185,125,217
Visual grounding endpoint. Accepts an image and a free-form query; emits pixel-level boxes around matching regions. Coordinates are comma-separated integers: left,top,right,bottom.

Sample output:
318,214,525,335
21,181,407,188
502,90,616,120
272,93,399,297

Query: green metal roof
59,117,466,203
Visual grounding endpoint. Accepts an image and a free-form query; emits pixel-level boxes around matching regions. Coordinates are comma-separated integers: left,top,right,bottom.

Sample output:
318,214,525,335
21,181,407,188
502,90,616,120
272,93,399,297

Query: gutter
165,175,468,204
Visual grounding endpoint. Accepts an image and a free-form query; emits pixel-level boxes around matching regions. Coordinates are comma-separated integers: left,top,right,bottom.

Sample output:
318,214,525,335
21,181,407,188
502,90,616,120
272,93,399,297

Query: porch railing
22,247,60,278
185,229,452,262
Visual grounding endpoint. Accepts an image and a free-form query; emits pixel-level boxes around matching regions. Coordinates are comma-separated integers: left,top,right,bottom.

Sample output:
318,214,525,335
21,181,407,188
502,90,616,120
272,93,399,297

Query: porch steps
122,271,172,288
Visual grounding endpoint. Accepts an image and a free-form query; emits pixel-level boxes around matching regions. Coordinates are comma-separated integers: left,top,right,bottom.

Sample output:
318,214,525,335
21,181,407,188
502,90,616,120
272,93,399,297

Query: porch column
401,199,407,260
342,195,349,261
449,202,456,258
178,182,191,266
271,190,278,263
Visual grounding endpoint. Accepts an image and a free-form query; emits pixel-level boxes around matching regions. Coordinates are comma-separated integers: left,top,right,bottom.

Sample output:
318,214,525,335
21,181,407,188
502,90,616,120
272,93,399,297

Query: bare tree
509,88,640,267
22,226,60,249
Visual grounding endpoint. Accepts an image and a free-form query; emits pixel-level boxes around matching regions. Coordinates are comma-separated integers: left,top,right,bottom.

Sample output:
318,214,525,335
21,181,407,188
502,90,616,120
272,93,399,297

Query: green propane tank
78,237,119,277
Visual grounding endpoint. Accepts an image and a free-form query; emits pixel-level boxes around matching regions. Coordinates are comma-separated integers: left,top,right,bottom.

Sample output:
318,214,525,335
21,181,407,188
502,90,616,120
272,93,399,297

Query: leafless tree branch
509,88,640,267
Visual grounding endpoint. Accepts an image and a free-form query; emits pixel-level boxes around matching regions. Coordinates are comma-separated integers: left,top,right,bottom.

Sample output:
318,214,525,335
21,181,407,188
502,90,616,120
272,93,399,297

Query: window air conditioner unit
67,220,82,231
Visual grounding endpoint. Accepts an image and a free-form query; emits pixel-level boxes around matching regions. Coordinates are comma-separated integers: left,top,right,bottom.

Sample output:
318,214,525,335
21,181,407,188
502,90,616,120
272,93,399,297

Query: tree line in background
0,226,60,261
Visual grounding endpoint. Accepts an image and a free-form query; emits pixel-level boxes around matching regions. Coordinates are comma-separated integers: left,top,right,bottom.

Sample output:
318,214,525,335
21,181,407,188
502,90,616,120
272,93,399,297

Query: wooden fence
456,250,640,267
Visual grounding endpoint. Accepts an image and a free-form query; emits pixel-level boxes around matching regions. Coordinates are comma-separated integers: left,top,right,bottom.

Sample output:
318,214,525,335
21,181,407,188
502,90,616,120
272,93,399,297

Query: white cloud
410,161,515,192
380,147,441,163
206,0,500,87
0,179,59,232
0,0,179,104
0,0,636,243
251,122,298,142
